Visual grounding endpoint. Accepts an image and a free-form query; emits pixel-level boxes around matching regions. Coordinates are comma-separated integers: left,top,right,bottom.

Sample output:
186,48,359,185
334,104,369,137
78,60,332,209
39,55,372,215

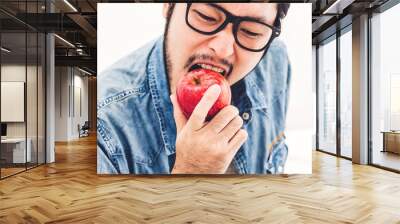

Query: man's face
163,3,278,91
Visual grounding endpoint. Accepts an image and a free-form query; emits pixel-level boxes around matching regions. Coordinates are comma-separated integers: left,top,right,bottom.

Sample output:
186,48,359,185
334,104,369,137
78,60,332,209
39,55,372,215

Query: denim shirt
97,36,291,174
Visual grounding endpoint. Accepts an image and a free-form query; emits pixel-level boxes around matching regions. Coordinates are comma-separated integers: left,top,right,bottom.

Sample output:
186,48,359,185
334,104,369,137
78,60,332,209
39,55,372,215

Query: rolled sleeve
266,135,288,174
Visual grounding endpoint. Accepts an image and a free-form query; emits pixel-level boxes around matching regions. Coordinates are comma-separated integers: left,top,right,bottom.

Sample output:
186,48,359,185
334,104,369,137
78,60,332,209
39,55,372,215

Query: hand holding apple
170,85,248,174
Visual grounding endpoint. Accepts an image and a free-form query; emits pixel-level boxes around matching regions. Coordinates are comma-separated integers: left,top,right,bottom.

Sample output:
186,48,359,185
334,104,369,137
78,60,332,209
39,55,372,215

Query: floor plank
0,135,399,223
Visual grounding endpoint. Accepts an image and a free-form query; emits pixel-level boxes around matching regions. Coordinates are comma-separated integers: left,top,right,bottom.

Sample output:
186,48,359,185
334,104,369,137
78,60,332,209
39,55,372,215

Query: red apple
176,68,231,120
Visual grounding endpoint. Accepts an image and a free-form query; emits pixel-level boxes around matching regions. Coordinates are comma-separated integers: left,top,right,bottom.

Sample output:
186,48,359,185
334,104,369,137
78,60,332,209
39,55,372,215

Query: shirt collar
231,71,268,113
147,37,177,156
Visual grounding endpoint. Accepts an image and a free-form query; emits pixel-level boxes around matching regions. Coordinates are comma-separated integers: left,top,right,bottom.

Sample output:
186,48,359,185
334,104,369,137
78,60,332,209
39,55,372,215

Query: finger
206,105,239,133
170,94,187,133
227,129,248,155
219,115,243,141
187,84,221,131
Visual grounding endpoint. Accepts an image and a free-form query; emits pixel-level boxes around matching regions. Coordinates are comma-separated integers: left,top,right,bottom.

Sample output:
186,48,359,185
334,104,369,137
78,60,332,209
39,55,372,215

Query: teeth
198,63,224,74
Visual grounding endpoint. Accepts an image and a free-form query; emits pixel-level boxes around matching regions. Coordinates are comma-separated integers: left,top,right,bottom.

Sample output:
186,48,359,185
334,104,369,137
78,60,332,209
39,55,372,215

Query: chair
79,121,90,138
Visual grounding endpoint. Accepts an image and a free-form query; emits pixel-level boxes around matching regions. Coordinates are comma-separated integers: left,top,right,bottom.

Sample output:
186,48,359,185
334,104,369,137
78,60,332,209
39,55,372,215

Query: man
97,3,291,174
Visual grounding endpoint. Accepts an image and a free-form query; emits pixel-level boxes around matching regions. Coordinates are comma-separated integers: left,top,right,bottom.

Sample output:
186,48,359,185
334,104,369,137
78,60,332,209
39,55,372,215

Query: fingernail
208,84,221,94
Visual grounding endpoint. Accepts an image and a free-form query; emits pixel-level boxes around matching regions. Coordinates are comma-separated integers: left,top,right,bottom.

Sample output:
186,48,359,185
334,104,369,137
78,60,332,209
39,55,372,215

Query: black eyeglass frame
185,3,282,52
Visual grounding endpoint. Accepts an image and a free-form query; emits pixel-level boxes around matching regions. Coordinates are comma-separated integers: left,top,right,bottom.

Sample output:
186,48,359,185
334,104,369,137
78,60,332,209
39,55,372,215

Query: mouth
188,63,228,77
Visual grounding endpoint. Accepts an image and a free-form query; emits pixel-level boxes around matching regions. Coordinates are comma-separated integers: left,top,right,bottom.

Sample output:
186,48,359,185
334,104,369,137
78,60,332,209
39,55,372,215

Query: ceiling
1,0,99,74
0,0,394,75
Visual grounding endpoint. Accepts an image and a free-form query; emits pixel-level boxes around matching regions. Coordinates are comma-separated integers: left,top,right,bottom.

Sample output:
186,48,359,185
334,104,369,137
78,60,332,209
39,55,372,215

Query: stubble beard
163,4,175,94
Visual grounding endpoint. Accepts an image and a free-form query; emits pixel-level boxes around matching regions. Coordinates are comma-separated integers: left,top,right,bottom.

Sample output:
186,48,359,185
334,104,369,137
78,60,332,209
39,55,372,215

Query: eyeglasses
185,3,281,52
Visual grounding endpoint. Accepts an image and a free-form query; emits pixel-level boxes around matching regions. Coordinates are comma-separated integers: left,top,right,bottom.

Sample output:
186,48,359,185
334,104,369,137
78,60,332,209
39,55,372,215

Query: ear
162,3,170,18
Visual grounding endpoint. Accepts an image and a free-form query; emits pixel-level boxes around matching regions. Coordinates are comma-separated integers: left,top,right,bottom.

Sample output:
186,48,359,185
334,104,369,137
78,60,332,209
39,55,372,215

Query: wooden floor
0,167,26,178
0,135,400,223
373,150,400,171
1,163,44,178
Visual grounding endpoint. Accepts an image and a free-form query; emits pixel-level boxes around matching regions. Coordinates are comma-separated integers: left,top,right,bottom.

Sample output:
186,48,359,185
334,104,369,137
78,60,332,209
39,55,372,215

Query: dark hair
277,3,290,20
166,3,290,24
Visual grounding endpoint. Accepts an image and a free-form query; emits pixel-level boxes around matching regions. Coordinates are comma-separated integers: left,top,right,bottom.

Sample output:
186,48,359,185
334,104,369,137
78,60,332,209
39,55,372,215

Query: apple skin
176,68,231,120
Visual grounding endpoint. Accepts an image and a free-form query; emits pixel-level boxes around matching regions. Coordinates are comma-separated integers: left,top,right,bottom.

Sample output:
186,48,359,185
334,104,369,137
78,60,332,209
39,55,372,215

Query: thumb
170,94,187,133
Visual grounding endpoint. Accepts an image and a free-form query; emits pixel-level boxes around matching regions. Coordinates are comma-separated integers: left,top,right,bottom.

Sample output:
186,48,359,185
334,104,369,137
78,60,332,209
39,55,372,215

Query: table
1,138,31,164
381,131,400,154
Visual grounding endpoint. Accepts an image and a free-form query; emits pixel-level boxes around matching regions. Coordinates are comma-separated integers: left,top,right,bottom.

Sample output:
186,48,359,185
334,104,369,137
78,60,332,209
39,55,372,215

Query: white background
98,3,313,174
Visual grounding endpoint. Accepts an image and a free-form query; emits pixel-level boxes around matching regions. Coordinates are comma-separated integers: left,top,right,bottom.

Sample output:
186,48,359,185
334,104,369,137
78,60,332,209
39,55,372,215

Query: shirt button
242,112,250,121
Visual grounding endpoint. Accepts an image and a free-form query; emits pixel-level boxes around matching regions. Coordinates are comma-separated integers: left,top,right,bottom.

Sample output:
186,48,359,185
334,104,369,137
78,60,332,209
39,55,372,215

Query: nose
207,24,235,59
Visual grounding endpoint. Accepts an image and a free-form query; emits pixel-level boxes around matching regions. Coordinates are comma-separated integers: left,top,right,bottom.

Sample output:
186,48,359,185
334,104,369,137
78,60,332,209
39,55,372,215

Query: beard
163,4,175,94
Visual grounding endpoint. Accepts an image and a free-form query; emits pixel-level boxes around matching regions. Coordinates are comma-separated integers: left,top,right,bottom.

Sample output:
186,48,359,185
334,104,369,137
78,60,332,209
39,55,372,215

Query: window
370,2,400,171
318,36,337,154
0,1,46,179
340,28,352,158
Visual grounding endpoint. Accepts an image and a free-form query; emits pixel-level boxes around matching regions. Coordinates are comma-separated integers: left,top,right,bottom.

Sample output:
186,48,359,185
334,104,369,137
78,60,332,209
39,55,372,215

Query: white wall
72,73,89,138
55,67,89,141
1,65,39,138
1,63,46,164
1,65,26,131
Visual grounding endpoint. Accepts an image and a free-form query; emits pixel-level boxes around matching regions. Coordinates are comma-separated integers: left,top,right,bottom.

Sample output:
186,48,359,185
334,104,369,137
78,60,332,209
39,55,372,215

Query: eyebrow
245,15,269,24
211,3,269,24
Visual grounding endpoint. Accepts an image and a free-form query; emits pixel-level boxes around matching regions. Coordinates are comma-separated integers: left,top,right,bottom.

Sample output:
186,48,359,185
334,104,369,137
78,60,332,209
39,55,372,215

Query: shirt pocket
98,117,164,174
105,95,166,164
